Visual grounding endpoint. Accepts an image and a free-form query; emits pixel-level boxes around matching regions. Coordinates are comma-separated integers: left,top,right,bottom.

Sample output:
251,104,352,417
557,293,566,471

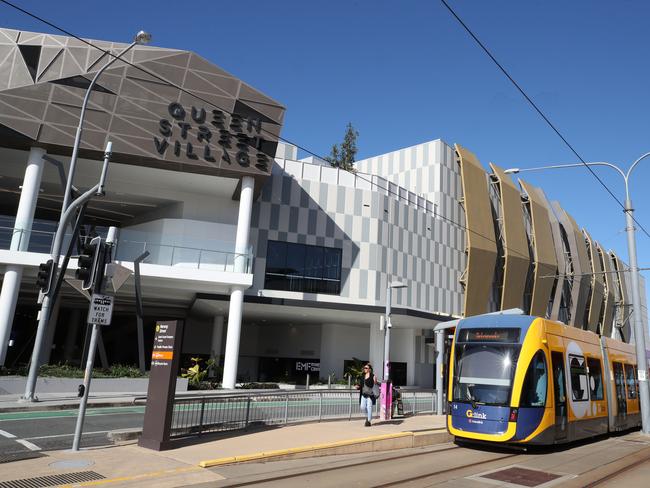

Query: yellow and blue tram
447,314,650,445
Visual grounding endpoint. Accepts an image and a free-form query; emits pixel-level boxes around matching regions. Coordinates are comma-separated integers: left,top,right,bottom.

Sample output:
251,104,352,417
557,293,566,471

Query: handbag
371,382,380,398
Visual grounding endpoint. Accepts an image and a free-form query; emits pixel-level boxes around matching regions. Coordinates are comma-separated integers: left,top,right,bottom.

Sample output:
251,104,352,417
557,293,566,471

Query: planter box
0,376,188,395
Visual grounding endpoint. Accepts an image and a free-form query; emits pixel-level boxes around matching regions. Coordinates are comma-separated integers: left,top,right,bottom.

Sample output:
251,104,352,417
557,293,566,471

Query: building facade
0,29,647,389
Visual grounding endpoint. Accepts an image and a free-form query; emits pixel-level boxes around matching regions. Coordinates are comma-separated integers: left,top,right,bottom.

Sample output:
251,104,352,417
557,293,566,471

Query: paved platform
0,414,447,487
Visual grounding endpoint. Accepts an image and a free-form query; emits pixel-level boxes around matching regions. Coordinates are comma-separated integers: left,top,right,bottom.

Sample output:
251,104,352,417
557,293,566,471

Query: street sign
88,293,114,325
105,263,132,293
65,278,91,301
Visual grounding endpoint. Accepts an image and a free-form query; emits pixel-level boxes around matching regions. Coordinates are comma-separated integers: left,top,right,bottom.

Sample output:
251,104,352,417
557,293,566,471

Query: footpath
0,391,449,487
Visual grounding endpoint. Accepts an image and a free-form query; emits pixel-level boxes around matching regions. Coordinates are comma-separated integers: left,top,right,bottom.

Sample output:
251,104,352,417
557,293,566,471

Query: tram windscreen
452,344,520,406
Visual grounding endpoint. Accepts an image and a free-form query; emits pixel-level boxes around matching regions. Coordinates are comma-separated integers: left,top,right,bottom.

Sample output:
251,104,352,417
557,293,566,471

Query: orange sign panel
151,350,173,360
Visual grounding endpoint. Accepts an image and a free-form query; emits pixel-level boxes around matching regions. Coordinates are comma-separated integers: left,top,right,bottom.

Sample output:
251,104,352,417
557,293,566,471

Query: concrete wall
319,323,370,381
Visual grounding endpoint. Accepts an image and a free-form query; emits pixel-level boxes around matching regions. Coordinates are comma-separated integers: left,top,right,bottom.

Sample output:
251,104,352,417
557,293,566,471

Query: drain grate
0,470,105,488
0,451,46,464
480,466,562,487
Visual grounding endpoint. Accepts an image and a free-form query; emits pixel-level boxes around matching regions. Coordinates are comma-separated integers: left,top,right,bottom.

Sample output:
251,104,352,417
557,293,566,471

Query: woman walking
357,363,378,426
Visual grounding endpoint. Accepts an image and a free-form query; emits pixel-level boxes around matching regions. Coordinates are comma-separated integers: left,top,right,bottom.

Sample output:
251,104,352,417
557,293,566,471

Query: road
0,405,145,457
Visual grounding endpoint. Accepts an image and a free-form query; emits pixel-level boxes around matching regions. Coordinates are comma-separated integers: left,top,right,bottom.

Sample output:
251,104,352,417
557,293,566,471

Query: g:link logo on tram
466,410,487,419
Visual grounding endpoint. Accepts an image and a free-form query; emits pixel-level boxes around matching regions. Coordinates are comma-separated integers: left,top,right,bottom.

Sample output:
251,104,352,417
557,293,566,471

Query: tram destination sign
459,328,520,343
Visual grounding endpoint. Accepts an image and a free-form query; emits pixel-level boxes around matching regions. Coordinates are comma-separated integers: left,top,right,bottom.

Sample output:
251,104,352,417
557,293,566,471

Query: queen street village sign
0,28,285,183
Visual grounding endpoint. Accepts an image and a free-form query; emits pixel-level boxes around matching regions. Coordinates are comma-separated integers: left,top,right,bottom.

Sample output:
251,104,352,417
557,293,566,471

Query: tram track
209,444,461,486
208,443,524,487
577,443,650,487
372,451,521,487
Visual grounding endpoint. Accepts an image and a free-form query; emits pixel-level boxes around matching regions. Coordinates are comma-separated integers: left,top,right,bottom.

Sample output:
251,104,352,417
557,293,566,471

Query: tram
447,313,650,445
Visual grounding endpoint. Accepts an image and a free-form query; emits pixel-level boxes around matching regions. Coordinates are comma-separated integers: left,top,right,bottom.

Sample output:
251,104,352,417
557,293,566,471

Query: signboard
139,320,184,451
459,328,520,343
151,322,177,366
87,293,114,325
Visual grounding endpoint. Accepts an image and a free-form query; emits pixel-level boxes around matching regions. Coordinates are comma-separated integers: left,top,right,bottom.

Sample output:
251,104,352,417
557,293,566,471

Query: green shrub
0,363,146,378
181,357,215,387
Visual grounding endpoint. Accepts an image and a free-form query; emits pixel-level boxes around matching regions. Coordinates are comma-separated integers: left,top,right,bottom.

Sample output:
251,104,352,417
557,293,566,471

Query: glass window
569,355,589,401
587,358,604,401
323,248,342,280
625,364,638,399
286,243,306,276
452,343,520,406
304,246,324,278
520,350,547,407
264,240,342,295
266,241,287,275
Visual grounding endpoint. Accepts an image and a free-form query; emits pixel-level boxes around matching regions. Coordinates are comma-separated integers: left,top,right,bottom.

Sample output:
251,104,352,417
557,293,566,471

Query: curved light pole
61,30,151,213
505,154,650,434
22,31,151,402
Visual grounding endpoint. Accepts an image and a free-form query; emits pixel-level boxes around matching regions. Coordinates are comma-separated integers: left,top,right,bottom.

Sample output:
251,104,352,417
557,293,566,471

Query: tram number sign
88,293,114,325
639,369,648,382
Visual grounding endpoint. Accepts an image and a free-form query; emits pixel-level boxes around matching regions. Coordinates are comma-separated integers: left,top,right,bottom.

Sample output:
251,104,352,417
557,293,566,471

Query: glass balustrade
0,226,253,274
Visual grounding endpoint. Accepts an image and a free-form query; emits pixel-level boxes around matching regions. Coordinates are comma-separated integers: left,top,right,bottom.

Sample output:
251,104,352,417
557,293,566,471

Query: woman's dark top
358,374,377,405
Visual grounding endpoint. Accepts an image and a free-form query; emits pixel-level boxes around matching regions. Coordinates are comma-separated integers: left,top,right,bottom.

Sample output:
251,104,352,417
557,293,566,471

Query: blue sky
2,0,649,317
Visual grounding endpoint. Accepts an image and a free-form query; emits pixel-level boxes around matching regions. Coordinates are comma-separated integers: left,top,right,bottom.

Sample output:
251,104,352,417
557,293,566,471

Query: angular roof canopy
0,28,285,183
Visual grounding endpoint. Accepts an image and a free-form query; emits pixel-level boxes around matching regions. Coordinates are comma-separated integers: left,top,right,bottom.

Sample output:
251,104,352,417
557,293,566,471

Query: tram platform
0,414,448,486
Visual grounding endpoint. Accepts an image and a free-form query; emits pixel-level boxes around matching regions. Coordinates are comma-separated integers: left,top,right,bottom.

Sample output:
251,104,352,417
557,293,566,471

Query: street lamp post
22,31,151,402
382,280,407,420
505,154,650,435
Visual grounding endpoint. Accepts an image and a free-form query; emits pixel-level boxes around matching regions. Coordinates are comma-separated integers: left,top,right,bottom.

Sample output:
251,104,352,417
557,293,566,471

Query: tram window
586,358,604,400
520,350,547,407
625,364,638,399
569,355,589,401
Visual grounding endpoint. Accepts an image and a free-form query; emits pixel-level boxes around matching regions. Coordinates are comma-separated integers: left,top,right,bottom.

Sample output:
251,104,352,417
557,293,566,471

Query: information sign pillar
139,320,184,451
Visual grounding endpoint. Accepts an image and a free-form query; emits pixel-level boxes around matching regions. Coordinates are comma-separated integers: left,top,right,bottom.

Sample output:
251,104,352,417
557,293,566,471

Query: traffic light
75,236,101,290
36,259,54,294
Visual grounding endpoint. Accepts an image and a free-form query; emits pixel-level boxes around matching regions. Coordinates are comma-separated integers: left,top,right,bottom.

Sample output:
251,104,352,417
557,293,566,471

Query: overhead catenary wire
439,0,650,241
0,0,644,268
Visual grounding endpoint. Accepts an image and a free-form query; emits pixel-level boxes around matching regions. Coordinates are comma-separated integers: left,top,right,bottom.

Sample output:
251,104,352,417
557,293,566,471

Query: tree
326,122,359,171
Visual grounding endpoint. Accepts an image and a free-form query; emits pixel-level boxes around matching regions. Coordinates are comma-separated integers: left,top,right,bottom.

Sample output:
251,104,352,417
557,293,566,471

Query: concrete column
40,298,61,365
63,309,82,363
0,147,45,365
211,315,224,366
222,176,255,389
369,319,384,375
435,329,445,414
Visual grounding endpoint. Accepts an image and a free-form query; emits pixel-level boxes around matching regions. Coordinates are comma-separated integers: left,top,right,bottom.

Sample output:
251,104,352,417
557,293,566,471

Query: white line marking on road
0,429,16,438
24,430,110,440
0,410,144,422
16,439,41,451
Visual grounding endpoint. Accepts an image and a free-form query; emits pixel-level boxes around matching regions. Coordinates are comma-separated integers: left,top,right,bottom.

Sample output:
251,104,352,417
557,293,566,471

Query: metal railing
168,389,437,439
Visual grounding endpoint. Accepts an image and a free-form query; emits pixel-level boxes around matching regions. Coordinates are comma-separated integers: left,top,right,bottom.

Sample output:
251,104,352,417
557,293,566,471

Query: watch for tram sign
153,102,272,172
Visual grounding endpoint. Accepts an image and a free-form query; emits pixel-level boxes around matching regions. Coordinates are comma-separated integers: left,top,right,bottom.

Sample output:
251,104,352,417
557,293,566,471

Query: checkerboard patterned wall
249,139,465,318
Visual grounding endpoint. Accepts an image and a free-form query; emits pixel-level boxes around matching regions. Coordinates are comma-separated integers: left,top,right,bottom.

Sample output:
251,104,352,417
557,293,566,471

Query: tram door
551,352,568,440
612,362,627,422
